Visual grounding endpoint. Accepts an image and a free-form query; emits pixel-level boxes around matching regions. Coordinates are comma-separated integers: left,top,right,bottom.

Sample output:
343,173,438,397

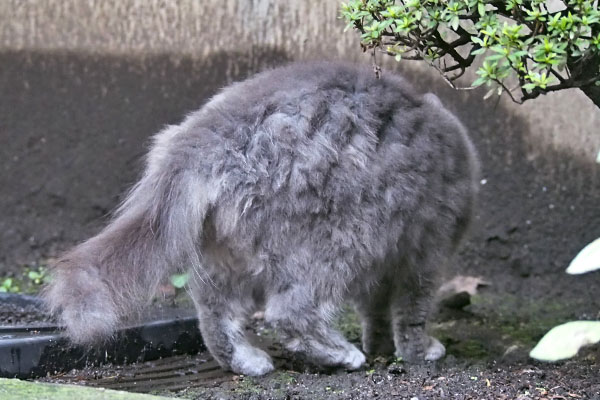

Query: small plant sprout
0,265,51,294
169,273,190,289
27,267,48,285
0,278,19,293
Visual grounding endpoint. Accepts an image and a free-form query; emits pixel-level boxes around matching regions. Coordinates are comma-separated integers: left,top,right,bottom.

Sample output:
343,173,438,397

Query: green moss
497,319,561,347
233,377,263,395
470,293,574,347
469,293,576,323
431,292,581,361
334,306,362,343
331,295,568,361
446,339,489,359
272,371,297,386
0,378,169,400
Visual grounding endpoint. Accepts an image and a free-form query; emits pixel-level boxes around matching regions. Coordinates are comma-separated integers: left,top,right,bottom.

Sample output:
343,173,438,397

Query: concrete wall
0,0,358,60
0,0,598,294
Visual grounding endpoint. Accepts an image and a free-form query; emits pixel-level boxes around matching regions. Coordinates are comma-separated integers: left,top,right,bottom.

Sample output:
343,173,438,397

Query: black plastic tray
0,293,204,378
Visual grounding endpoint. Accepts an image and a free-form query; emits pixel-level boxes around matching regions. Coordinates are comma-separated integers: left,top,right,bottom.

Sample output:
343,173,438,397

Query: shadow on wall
410,66,600,308
0,47,291,269
0,49,598,308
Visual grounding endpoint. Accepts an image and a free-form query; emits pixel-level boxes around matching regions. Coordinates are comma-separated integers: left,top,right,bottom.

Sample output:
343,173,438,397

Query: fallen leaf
529,321,600,361
437,275,490,296
566,238,600,275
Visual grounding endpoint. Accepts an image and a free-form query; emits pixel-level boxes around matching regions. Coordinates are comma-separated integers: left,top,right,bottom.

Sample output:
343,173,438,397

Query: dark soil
38,314,600,399
41,356,600,399
0,302,55,326
1,49,599,398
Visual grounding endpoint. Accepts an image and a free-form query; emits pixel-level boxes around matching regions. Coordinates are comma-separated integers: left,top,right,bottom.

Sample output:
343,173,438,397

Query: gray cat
43,61,479,376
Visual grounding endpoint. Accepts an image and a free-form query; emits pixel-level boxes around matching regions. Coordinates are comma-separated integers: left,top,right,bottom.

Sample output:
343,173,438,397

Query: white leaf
437,275,490,296
529,321,600,361
483,88,496,100
566,237,600,275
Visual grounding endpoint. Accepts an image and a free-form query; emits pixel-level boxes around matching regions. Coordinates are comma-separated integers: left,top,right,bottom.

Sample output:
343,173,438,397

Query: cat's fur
43,61,479,376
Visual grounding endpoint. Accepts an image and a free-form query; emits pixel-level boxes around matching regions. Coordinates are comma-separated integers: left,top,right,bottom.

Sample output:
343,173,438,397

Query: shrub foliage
341,0,600,105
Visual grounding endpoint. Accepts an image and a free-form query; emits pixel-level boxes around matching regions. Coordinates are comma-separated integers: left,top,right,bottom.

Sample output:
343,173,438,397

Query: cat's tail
43,126,215,344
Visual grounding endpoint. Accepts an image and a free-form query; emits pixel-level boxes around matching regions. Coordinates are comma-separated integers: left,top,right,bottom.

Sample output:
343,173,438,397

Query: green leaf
471,36,485,46
450,16,459,31
28,271,41,280
478,2,486,16
170,273,190,289
566,237,600,274
486,53,506,61
471,76,488,87
530,321,600,361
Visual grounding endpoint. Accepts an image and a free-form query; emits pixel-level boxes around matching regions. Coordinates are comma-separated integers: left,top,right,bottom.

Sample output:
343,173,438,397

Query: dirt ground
170,357,599,400
1,49,600,398
37,309,600,399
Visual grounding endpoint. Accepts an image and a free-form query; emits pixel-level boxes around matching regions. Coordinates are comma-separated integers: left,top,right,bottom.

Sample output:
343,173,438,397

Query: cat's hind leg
189,281,274,376
390,256,446,362
353,277,395,356
264,284,366,370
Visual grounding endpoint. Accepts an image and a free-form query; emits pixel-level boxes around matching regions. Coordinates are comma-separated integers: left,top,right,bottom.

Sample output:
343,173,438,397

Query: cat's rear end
44,62,479,376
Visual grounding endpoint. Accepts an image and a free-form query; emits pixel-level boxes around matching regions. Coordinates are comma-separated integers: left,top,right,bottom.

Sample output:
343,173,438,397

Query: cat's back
174,61,473,183
163,62,478,252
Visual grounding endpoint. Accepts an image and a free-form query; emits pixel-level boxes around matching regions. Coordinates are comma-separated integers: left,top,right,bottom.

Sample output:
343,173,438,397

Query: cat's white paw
424,337,445,361
230,345,275,376
341,345,367,370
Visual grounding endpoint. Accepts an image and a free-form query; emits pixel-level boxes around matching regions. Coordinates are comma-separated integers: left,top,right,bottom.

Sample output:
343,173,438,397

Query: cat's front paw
230,345,275,376
394,329,446,362
341,345,367,370
424,337,445,361
286,338,366,370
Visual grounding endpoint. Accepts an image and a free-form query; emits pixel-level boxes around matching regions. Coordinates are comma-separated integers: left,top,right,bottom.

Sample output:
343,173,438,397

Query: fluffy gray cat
43,61,479,376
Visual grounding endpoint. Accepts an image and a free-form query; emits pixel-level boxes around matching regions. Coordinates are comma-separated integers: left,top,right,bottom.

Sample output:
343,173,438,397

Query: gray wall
1,0,597,159
0,0,598,301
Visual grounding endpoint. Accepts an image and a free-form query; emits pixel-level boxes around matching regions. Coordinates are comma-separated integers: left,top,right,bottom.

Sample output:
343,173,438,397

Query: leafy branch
341,0,600,105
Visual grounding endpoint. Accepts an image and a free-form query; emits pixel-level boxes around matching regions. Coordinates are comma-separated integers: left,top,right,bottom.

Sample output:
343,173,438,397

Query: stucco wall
1,0,597,159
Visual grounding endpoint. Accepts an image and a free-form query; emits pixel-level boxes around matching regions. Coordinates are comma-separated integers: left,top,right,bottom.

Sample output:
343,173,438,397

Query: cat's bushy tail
43,126,214,343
